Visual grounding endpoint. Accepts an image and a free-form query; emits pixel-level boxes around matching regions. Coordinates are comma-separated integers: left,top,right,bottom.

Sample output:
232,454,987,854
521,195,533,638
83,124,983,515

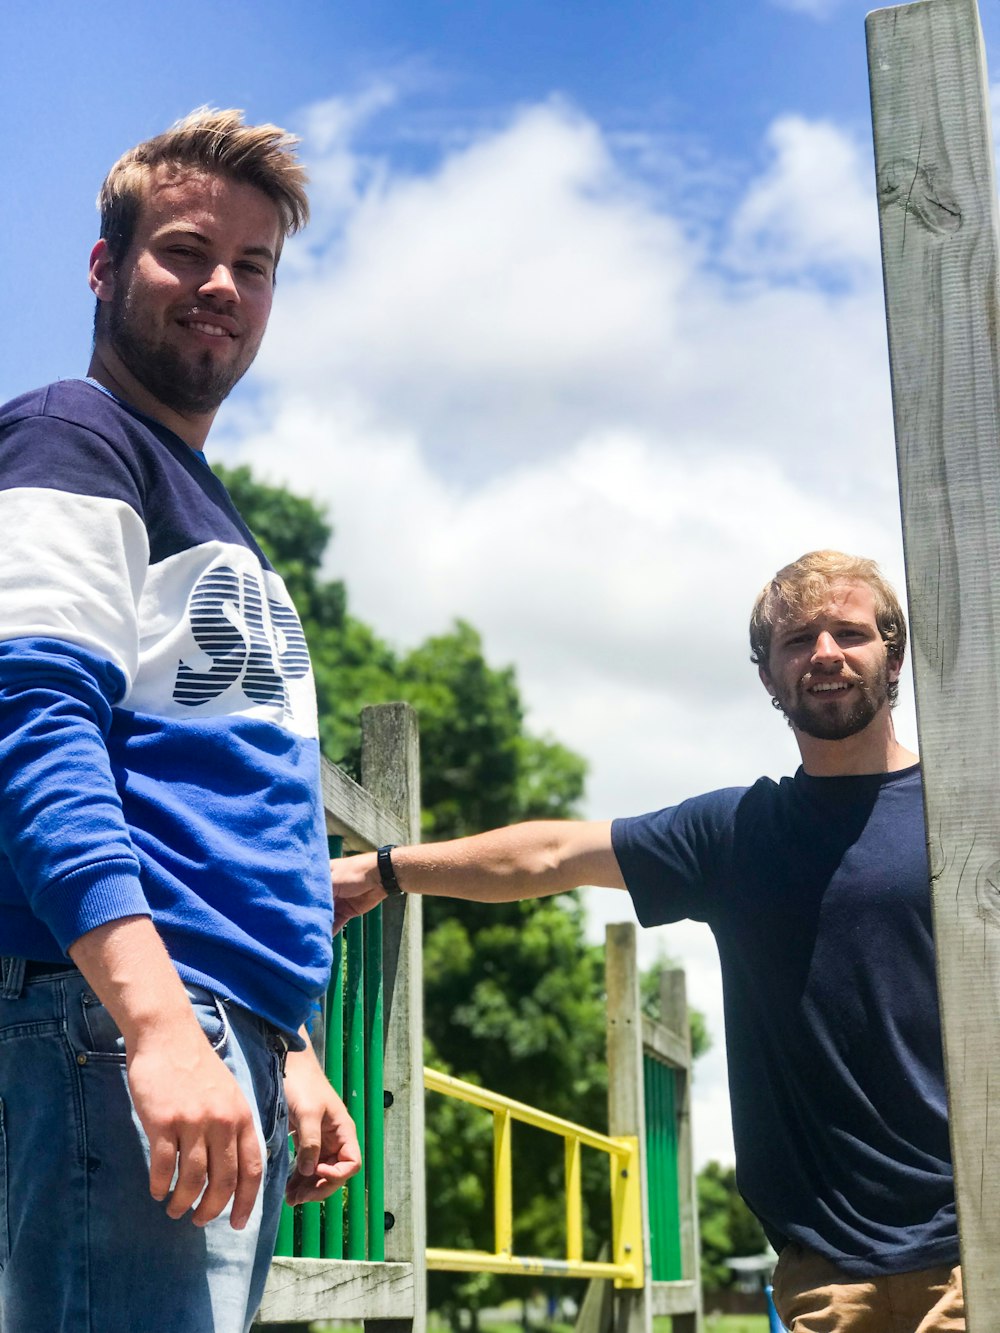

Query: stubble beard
773,662,889,741
106,283,258,417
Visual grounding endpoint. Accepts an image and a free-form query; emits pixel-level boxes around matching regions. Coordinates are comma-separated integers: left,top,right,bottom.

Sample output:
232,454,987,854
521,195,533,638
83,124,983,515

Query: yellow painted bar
565,1135,583,1263
494,1109,513,1257
425,1067,645,1289
424,1067,628,1155
426,1247,639,1282
610,1141,644,1289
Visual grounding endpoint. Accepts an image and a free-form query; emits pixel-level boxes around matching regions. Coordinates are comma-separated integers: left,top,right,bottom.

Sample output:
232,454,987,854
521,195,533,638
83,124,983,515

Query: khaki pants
772,1243,964,1333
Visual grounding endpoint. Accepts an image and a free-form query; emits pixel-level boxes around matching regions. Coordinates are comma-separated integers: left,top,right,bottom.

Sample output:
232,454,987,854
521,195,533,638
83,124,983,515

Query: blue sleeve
0,638,150,951
0,407,153,951
611,787,745,927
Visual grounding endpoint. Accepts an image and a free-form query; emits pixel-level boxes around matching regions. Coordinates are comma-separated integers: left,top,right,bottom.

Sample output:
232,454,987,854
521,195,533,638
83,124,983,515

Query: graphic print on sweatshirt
138,541,317,736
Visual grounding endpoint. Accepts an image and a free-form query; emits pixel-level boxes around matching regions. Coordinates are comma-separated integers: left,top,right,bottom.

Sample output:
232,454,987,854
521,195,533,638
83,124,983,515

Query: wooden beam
320,755,410,851
657,970,701,1333
867,0,1000,1320
605,924,653,1333
256,1259,415,1324
361,704,427,1333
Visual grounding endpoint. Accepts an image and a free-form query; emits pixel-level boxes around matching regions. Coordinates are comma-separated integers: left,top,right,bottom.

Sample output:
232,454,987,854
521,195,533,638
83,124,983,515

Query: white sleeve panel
0,487,149,690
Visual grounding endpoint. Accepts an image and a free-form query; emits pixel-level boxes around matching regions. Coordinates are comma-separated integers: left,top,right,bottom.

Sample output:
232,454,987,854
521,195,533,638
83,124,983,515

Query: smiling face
91,165,281,424
760,580,900,742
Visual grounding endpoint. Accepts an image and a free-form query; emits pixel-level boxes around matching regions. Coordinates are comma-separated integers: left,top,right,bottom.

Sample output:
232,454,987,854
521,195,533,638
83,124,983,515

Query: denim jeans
0,959,290,1333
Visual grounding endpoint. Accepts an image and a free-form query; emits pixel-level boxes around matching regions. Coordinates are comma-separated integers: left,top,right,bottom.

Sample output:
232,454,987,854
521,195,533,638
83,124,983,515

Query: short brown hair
749,550,907,704
97,106,309,268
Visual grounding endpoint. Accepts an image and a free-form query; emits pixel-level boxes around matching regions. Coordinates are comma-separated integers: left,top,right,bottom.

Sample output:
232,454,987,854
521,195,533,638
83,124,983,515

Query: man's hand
332,854,384,932
126,1028,263,1229
69,915,263,1230
284,1039,362,1206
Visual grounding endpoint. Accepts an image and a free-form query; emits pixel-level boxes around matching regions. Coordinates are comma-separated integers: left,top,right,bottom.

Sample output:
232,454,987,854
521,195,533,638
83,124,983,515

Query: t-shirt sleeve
0,411,152,949
611,787,745,927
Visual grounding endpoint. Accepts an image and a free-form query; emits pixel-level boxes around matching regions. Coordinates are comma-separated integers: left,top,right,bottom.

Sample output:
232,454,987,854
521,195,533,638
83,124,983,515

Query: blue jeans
0,959,290,1333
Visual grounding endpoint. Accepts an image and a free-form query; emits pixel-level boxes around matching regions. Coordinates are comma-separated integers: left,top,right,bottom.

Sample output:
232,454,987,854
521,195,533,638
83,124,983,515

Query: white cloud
768,0,846,17
218,91,906,1165
726,115,881,281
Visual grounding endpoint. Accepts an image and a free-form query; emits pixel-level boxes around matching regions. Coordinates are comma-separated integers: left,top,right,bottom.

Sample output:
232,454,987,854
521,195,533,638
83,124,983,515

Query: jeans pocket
0,1099,9,1270
80,984,230,1062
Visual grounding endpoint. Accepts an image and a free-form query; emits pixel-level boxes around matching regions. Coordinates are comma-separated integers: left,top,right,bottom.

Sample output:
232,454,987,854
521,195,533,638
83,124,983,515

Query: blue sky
8,0,999,1165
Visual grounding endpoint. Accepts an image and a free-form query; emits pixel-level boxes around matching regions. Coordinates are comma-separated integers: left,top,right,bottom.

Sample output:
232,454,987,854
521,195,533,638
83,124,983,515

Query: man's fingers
189,1136,241,1228
165,1138,210,1219
292,1112,322,1179
228,1119,265,1232
148,1133,179,1202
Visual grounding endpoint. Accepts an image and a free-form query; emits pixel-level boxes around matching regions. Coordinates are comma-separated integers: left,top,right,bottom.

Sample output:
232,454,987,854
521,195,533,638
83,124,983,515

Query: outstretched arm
334,819,625,927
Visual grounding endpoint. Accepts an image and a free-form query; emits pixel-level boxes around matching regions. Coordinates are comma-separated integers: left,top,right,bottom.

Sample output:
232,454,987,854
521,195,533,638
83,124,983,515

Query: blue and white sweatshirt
0,378,332,1039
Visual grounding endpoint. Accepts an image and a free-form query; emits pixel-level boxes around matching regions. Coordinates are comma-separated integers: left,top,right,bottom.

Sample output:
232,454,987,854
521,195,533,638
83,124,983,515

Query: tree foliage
697,1161,769,1292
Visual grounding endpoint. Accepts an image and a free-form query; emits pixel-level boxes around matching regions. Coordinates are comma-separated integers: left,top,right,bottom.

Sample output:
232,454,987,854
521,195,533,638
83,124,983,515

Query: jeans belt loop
0,957,26,1000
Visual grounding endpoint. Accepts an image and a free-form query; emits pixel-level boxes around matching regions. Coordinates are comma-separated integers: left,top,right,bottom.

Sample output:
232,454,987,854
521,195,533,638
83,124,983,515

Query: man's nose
199,263,239,302
811,630,843,665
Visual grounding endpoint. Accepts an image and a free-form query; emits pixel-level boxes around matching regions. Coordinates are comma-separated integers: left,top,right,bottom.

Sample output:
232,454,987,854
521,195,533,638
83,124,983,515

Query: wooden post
361,703,427,1333
868,0,1000,1320
605,924,653,1333
659,971,701,1333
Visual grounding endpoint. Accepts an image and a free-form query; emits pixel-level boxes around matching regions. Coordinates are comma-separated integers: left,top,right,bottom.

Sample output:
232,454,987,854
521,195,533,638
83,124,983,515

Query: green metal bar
301,1199,323,1258
365,904,385,1260
323,915,345,1259
345,914,367,1258
643,1054,682,1281
275,1200,295,1257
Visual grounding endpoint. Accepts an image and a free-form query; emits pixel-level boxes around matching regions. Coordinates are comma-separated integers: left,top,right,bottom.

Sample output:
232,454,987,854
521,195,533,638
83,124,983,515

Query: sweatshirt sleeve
0,411,153,949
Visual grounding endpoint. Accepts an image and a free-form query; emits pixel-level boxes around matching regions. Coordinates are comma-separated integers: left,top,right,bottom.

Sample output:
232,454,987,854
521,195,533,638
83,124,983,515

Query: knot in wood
976,857,1000,925
878,158,962,235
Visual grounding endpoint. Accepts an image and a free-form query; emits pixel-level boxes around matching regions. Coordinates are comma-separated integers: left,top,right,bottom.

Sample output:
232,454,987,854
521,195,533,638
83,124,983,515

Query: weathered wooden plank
640,1016,688,1072
258,1259,414,1323
867,0,1000,1321
648,1281,699,1318
361,704,427,1333
320,755,409,850
606,924,653,1333
657,971,701,1333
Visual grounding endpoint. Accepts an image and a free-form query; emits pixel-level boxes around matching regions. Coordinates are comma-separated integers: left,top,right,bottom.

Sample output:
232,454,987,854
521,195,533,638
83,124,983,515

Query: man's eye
238,262,267,278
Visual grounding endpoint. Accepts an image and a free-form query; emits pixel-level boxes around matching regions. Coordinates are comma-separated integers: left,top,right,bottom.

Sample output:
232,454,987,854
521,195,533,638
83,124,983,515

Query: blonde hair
97,106,309,268
749,550,906,704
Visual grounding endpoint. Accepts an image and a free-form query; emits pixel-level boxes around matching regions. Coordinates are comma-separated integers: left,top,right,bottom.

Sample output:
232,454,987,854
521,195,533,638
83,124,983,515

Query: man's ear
89,239,116,302
758,664,775,698
886,646,904,684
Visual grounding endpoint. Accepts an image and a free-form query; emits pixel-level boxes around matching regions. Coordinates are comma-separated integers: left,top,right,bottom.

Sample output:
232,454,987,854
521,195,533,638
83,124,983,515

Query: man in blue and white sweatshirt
0,108,359,1333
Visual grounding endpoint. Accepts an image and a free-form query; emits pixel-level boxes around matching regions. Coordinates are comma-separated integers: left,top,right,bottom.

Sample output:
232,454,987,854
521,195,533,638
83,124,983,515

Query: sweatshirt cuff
32,858,151,951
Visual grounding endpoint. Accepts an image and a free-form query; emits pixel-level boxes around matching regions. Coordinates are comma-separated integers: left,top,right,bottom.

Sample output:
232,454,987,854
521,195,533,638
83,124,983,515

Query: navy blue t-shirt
612,765,957,1276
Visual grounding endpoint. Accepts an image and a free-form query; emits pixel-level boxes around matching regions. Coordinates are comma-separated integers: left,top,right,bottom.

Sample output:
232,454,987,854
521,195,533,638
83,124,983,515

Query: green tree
697,1161,769,1293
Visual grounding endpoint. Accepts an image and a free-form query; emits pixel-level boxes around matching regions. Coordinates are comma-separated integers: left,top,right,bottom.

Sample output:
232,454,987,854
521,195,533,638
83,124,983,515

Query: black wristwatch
377,844,404,896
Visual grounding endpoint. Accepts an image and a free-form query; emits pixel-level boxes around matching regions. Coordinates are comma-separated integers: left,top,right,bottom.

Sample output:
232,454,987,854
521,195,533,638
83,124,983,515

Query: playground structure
255,703,702,1331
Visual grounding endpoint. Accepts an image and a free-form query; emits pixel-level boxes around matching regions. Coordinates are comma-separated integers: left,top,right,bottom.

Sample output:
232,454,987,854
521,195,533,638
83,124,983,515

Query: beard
106,282,259,417
771,661,890,741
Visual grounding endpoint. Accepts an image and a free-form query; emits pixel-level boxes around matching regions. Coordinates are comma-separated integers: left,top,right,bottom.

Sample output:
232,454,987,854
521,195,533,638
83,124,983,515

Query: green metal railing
274,836,387,1261
643,1052,682,1281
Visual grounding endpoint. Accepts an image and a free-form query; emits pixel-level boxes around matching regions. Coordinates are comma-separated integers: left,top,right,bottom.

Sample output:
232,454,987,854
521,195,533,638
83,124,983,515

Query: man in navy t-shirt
336,549,963,1332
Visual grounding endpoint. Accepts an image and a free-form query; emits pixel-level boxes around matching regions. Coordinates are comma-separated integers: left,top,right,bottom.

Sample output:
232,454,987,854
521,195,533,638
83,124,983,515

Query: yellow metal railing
424,1067,644,1288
